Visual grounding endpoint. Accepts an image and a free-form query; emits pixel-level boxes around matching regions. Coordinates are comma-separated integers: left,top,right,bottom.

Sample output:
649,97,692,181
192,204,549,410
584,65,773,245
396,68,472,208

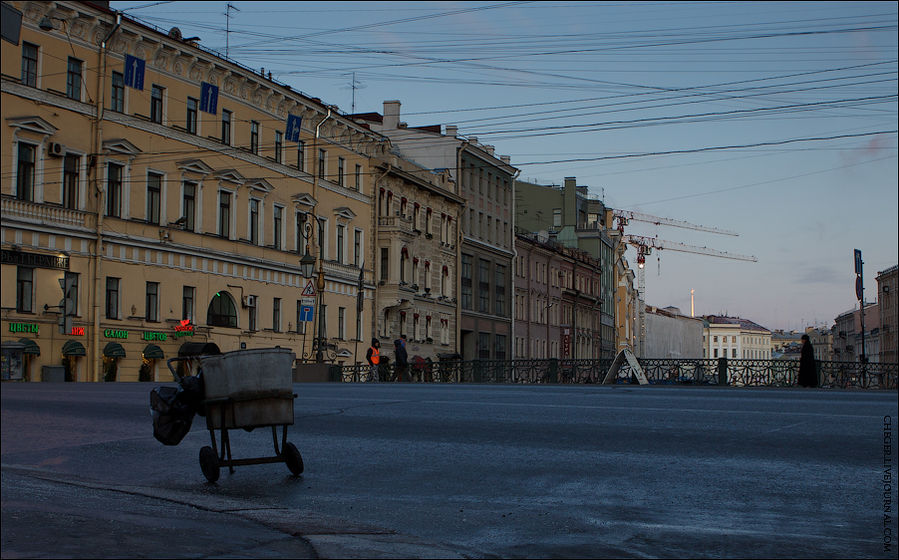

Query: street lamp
300,219,328,363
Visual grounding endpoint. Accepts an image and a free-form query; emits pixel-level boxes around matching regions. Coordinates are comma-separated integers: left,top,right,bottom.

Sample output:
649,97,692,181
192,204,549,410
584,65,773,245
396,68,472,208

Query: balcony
2,196,96,231
378,215,414,236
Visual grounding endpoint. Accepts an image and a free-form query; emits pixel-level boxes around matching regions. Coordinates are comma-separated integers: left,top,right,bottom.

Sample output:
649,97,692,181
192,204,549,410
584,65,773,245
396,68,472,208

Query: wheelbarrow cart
167,347,303,482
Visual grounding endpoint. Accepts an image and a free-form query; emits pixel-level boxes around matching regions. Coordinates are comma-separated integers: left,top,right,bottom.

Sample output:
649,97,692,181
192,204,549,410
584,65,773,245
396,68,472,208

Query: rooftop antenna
343,72,366,113
225,3,240,59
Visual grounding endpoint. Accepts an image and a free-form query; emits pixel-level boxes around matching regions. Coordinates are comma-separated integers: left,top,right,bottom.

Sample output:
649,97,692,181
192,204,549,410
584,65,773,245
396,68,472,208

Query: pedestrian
797,334,817,388
394,337,409,382
365,338,381,383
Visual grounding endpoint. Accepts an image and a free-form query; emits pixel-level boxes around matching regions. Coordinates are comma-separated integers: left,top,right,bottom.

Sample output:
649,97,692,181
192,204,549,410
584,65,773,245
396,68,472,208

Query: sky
111,1,898,332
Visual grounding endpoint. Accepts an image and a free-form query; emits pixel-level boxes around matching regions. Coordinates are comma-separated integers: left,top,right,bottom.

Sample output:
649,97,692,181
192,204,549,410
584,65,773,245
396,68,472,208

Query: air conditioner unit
243,295,257,308
48,142,65,157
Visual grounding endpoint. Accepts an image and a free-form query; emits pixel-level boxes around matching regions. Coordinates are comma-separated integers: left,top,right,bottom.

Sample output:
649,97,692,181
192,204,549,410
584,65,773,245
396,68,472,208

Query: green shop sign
9,323,39,334
104,329,129,339
142,331,168,341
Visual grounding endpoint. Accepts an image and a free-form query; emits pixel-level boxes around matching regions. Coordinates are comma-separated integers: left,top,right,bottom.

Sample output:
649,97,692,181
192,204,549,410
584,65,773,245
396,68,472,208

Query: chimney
485,145,495,156
500,155,511,164
445,125,458,137
469,136,478,145
564,177,576,189
383,100,401,129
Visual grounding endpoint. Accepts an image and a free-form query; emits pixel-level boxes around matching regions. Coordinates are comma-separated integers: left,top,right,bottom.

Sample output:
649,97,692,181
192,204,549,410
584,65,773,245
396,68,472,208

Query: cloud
793,263,844,285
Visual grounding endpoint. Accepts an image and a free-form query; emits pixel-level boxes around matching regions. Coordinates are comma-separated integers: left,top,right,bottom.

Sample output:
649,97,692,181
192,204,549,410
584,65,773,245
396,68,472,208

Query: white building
702,315,771,360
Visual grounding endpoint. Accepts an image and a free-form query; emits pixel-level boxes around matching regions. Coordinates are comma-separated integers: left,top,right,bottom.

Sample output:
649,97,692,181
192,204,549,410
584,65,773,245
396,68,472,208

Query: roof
704,315,771,333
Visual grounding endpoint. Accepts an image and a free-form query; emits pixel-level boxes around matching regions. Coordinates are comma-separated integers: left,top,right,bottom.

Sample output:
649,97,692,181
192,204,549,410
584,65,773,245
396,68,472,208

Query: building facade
644,306,703,358
877,265,898,363
702,315,772,360
513,232,564,359
833,303,881,363
355,101,518,360
1,1,386,381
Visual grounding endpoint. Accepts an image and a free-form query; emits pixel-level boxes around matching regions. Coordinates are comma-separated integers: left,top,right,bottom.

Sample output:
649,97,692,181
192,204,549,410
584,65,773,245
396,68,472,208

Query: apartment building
354,101,518,360
877,265,897,363
702,315,772,360
833,302,881,363
513,232,564,359
1,1,384,381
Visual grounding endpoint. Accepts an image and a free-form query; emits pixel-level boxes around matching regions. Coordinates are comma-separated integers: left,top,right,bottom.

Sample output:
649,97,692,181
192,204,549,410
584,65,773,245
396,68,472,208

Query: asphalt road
2,382,896,558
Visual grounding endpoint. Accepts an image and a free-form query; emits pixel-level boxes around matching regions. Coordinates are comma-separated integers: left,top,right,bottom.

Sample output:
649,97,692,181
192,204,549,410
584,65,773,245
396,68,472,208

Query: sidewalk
0,466,469,559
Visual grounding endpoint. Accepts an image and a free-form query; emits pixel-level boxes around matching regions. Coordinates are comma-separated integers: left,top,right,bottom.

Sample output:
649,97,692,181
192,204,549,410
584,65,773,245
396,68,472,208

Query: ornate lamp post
300,220,327,363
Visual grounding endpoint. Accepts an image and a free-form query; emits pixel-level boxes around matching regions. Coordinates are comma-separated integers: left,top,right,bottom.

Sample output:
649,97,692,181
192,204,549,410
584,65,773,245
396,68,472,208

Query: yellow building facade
1,1,387,381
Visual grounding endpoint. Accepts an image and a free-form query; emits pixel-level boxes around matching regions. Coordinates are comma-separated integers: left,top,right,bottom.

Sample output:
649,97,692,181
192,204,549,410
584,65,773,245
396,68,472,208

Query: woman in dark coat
797,334,817,388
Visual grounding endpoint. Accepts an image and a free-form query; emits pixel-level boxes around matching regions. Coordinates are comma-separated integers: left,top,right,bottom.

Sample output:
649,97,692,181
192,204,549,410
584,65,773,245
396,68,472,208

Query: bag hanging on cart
149,386,195,445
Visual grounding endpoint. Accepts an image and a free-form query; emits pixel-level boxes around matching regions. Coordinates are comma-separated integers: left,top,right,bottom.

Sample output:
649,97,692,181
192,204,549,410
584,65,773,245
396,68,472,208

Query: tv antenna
225,3,240,58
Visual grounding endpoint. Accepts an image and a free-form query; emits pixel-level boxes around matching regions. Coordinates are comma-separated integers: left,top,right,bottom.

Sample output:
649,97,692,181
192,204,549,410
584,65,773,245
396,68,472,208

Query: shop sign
174,320,194,338
9,323,39,334
69,326,85,336
142,331,168,341
1,249,69,270
104,329,129,339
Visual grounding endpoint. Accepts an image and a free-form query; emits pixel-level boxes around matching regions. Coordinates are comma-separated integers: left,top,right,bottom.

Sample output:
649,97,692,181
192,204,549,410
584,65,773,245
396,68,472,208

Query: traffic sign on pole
302,280,316,297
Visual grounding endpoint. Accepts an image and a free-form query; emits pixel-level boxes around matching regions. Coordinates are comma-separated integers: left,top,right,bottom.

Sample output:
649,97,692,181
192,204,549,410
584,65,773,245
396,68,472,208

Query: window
495,264,506,316
221,109,231,144
146,282,159,322
318,149,326,179
106,163,123,217
218,191,231,237
273,298,281,332
146,172,161,225
63,155,80,209
354,229,362,267
250,121,259,153
553,209,562,228
274,130,283,163
207,292,238,328
478,332,490,360
182,286,194,322
249,299,257,331
150,85,164,123
182,182,196,231
273,206,283,249
380,248,389,282
337,157,345,186
732,348,737,358
479,259,490,313
111,71,124,112
296,212,306,254
66,57,82,100
355,164,362,191
16,143,35,201
336,224,345,263
461,255,472,310
105,277,119,319
338,307,346,339
186,97,197,134
297,140,305,171
495,334,507,361
16,267,33,313
249,199,259,245
21,42,38,87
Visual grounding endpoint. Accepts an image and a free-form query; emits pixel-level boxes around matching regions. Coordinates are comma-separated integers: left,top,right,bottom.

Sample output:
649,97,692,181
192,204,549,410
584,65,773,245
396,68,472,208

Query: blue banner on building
286,114,303,142
200,82,219,115
124,55,145,90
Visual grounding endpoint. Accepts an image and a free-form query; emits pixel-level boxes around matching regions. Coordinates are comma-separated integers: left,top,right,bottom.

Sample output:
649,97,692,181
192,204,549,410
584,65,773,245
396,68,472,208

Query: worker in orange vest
366,338,381,382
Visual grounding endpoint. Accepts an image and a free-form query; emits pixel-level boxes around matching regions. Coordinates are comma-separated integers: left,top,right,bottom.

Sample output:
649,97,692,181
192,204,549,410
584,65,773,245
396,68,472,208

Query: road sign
301,296,315,307
286,114,302,142
124,55,145,90
302,280,316,297
856,275,863,301
200,82,219,114
299,305,314,322
854,249,863,275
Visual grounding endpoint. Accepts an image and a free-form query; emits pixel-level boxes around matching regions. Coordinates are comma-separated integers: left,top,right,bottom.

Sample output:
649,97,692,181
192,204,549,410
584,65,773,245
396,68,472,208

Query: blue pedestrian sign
299,305,314,322
286,114,303,142
200,82,219,114
124,55,145,90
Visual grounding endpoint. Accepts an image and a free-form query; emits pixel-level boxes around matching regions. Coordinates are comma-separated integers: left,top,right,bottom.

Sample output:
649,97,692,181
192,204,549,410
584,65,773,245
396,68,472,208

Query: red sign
69,327,85,336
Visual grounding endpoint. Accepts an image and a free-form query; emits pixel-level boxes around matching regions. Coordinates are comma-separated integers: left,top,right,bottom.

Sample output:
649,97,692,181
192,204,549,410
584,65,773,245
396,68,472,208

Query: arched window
207,291,238,328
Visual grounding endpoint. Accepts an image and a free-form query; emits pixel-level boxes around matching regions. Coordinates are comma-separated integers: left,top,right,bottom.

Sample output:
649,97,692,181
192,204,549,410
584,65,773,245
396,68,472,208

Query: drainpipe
90,11,122,382
372,161,391,338
454,140,469,358
312,108,332,201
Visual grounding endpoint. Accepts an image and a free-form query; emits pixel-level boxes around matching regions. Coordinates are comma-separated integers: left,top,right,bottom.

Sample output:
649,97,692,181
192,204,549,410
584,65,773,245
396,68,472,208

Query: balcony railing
2,197,95,230
336,357,898,389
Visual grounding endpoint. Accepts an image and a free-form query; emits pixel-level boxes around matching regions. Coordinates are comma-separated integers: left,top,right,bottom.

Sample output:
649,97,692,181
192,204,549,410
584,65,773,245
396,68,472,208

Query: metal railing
336,358,898,389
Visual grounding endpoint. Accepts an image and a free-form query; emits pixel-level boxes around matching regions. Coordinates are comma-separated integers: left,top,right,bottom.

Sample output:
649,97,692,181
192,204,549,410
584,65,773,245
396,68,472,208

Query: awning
62,340,86,356
103,342,126,358
18,338,41,356
142,344,164,359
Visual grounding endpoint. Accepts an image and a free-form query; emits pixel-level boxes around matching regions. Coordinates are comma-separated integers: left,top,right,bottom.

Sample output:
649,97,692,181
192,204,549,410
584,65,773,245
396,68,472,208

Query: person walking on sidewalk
797,334,818,388
394,337,409,382
366,338,381,382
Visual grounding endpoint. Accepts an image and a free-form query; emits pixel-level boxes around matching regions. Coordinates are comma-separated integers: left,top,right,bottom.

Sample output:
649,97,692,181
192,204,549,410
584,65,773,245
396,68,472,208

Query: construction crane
613,212,757,357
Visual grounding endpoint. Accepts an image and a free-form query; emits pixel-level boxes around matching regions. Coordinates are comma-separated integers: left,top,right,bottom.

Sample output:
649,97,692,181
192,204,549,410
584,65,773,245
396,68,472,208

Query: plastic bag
149,386,195,445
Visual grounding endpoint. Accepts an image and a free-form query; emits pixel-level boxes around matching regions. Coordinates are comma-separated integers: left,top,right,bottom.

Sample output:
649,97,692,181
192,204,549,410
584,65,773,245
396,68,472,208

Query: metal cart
167,347,303,483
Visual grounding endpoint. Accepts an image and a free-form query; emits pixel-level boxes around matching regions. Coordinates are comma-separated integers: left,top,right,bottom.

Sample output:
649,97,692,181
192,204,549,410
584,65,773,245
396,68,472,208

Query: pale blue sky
112,1,898,331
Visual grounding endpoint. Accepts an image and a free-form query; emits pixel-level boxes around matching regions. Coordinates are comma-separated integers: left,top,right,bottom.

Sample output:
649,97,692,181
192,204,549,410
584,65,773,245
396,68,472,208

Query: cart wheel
199,446,220,483
283,442,304,476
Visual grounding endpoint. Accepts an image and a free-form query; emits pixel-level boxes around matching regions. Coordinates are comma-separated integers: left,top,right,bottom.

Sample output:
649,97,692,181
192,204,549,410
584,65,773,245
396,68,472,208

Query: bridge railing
336,358,897,389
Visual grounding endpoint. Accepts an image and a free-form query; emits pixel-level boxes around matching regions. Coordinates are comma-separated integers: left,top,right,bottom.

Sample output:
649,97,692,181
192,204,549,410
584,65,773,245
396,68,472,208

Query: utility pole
225,3,240,59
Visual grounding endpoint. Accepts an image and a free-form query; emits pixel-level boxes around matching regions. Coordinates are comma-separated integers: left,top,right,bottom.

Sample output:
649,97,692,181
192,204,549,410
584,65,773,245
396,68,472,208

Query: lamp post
300,220,327,363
